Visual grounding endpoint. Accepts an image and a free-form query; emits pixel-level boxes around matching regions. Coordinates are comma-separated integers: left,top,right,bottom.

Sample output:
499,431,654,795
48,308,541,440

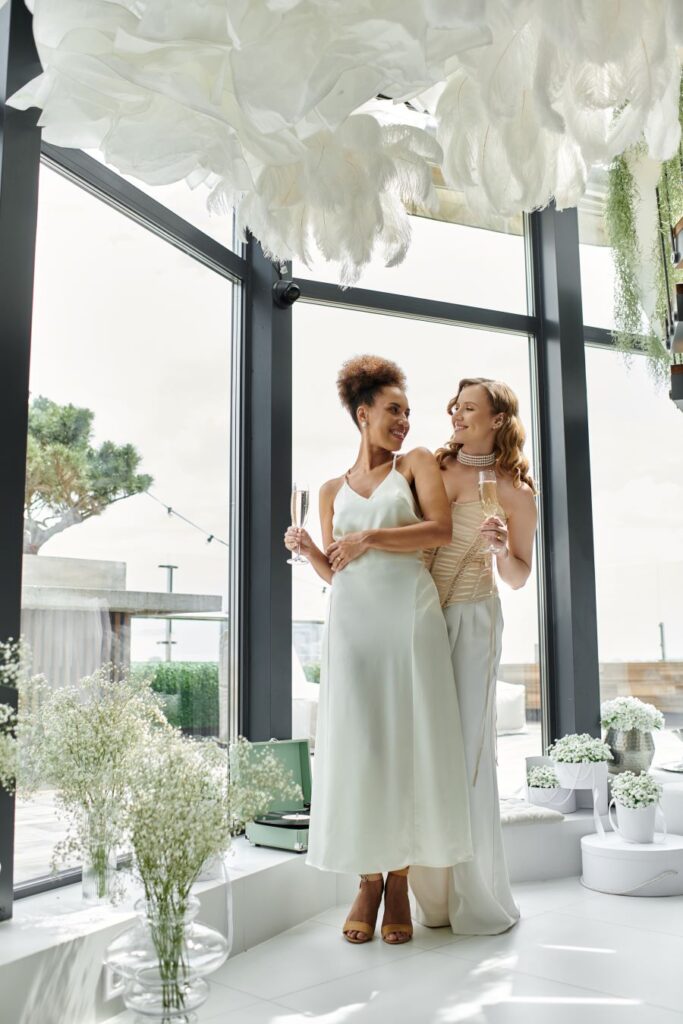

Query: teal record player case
244,738,312,853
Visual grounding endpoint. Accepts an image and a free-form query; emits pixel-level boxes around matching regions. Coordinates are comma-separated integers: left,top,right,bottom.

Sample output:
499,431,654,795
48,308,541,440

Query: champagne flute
478,469,499,554
287,483,310,565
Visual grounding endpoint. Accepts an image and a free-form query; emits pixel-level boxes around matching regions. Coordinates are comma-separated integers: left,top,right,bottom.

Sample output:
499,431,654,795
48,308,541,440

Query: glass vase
105,894,231,1023
82,840,117,903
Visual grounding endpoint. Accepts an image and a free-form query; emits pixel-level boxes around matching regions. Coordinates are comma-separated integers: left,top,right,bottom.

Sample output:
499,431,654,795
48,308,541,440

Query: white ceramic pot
527,786,577,813
554,760,606,790
608,800,658,844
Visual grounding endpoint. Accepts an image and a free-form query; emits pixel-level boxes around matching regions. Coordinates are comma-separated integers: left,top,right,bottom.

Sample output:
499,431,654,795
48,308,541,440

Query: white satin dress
306,455,473,875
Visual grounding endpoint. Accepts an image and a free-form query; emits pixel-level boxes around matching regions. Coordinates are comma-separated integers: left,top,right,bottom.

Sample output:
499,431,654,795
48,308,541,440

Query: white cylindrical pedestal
581,832,683,897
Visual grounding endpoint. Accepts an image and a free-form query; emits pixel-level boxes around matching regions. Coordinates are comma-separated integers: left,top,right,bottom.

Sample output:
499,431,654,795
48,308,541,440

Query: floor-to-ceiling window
579,170,683,768
14,162,237,888
586,346,683,767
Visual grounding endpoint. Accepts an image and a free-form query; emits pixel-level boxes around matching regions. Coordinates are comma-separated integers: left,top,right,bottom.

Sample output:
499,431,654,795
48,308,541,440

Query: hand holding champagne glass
287,483,310,565
478,469,503,554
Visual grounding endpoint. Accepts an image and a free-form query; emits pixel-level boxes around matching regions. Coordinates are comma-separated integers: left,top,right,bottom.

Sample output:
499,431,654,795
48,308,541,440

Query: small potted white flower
526,764,576,813
609,771,664,843
546,733,613,793
600,697,665,775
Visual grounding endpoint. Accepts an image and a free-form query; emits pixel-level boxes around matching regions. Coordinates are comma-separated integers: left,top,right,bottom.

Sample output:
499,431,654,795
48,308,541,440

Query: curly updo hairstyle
336,354,407,429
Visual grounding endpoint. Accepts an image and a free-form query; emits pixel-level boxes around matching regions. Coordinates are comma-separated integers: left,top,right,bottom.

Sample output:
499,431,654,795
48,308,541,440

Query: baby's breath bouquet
227,736,303,832
124,731,301,1015
36,664,168,900
0,636,31,688
546,733,613,763
600,697,665,732
611,770,662,809
0,637,47,795
527,765,560,789
0,702,17,793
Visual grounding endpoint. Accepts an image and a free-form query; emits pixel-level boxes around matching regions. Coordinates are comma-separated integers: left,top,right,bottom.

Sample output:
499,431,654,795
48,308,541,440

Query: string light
145,491,229,548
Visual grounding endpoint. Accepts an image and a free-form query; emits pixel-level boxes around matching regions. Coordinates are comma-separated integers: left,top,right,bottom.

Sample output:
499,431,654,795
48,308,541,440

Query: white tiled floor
108,876,683,1023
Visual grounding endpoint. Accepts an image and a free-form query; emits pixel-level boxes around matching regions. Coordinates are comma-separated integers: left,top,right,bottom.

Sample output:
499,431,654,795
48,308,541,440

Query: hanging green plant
606,151,644,355
606,70,683,382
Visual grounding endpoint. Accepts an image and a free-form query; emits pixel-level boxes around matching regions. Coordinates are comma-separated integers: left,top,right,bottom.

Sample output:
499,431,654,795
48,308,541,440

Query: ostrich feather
643,51,682,160
437,68,484,188
666,0,683,44
531,33,566,134
538,0,645,66
480,20,537,122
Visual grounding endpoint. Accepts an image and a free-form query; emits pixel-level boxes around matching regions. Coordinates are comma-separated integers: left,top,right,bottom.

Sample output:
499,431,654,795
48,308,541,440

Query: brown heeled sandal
381,867,413,944
342,873,384,944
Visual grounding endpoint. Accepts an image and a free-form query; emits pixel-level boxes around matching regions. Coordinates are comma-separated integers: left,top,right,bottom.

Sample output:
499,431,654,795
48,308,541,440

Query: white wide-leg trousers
410,597,520,935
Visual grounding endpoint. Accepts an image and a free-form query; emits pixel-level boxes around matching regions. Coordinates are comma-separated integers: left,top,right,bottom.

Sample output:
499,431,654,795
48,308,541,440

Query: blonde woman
285,356,473,945
410,377,537,935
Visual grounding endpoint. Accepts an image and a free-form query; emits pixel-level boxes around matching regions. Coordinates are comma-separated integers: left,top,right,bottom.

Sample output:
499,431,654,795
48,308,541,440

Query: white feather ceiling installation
6,0,683,282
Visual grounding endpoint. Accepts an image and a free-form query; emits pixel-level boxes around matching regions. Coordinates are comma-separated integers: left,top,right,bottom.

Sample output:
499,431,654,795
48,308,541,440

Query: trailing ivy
606,152,645,355
653,132,683,376
606,69,683,380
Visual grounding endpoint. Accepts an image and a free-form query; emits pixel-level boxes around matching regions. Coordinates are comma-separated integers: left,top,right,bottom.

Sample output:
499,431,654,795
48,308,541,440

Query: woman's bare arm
285,479,340,584
326,450,451,571
487,484,537,590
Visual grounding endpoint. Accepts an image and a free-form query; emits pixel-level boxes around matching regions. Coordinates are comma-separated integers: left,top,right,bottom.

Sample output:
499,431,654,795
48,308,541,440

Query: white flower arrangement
227,736,303,832
546,733,613,763
124,730,301,1014
0,702,17,793
0,638,47,795
600,696,665,732
527,765,560,789
611,770,662,809
35,664,168,897
0,636,30,689
126,732,302,908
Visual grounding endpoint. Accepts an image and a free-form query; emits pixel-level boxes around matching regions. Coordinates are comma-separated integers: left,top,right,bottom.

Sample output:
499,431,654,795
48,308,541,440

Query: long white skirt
410,597,520,935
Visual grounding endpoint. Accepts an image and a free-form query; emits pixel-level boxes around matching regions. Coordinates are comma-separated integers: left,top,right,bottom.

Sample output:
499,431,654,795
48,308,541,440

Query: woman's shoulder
400,446,439,467
496,472,536,509
320,475,346,503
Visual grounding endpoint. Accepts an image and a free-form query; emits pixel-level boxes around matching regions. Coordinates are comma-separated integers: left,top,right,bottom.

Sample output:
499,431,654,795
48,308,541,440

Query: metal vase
604,727,655,775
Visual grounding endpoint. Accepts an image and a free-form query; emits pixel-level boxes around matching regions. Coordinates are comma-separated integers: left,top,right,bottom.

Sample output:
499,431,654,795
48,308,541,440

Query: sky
23,164,683,669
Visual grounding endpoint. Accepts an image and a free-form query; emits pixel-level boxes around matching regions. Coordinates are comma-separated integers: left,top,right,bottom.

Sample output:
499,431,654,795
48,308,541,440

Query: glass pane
579,241,617,330
293,215,529,315
85,150,237,250
578,164,618,331
15,164,232,886
292,303,542,797
586,347,683,767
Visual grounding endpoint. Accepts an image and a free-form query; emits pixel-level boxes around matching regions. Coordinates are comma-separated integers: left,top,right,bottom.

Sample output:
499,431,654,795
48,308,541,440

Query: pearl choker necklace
456,449,496,468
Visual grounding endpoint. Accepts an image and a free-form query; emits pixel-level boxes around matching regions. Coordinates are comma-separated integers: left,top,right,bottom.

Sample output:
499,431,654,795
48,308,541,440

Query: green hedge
132,662,219,736
303,663,320,684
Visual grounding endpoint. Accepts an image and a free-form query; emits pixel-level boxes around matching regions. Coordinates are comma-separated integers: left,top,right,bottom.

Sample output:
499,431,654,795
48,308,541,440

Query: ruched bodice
427,499,507,606
332,462,422,573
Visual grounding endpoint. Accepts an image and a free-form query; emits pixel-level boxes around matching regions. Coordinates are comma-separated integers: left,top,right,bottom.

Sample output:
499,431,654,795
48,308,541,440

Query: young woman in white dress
409,377,537,935
284,355,473,945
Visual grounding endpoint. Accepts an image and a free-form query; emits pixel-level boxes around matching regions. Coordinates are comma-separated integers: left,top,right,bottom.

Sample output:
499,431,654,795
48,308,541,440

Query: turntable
245,739,312,853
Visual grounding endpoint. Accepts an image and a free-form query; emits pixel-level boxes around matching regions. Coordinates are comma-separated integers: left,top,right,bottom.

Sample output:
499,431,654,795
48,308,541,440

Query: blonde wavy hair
435,377,536,493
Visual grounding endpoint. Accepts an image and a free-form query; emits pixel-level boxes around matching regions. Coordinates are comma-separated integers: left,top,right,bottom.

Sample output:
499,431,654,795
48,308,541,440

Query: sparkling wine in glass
478,469,499,553
288,484,310,565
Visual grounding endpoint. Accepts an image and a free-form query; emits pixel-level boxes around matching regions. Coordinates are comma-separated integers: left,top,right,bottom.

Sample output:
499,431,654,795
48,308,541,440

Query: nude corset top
426,500,506,606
